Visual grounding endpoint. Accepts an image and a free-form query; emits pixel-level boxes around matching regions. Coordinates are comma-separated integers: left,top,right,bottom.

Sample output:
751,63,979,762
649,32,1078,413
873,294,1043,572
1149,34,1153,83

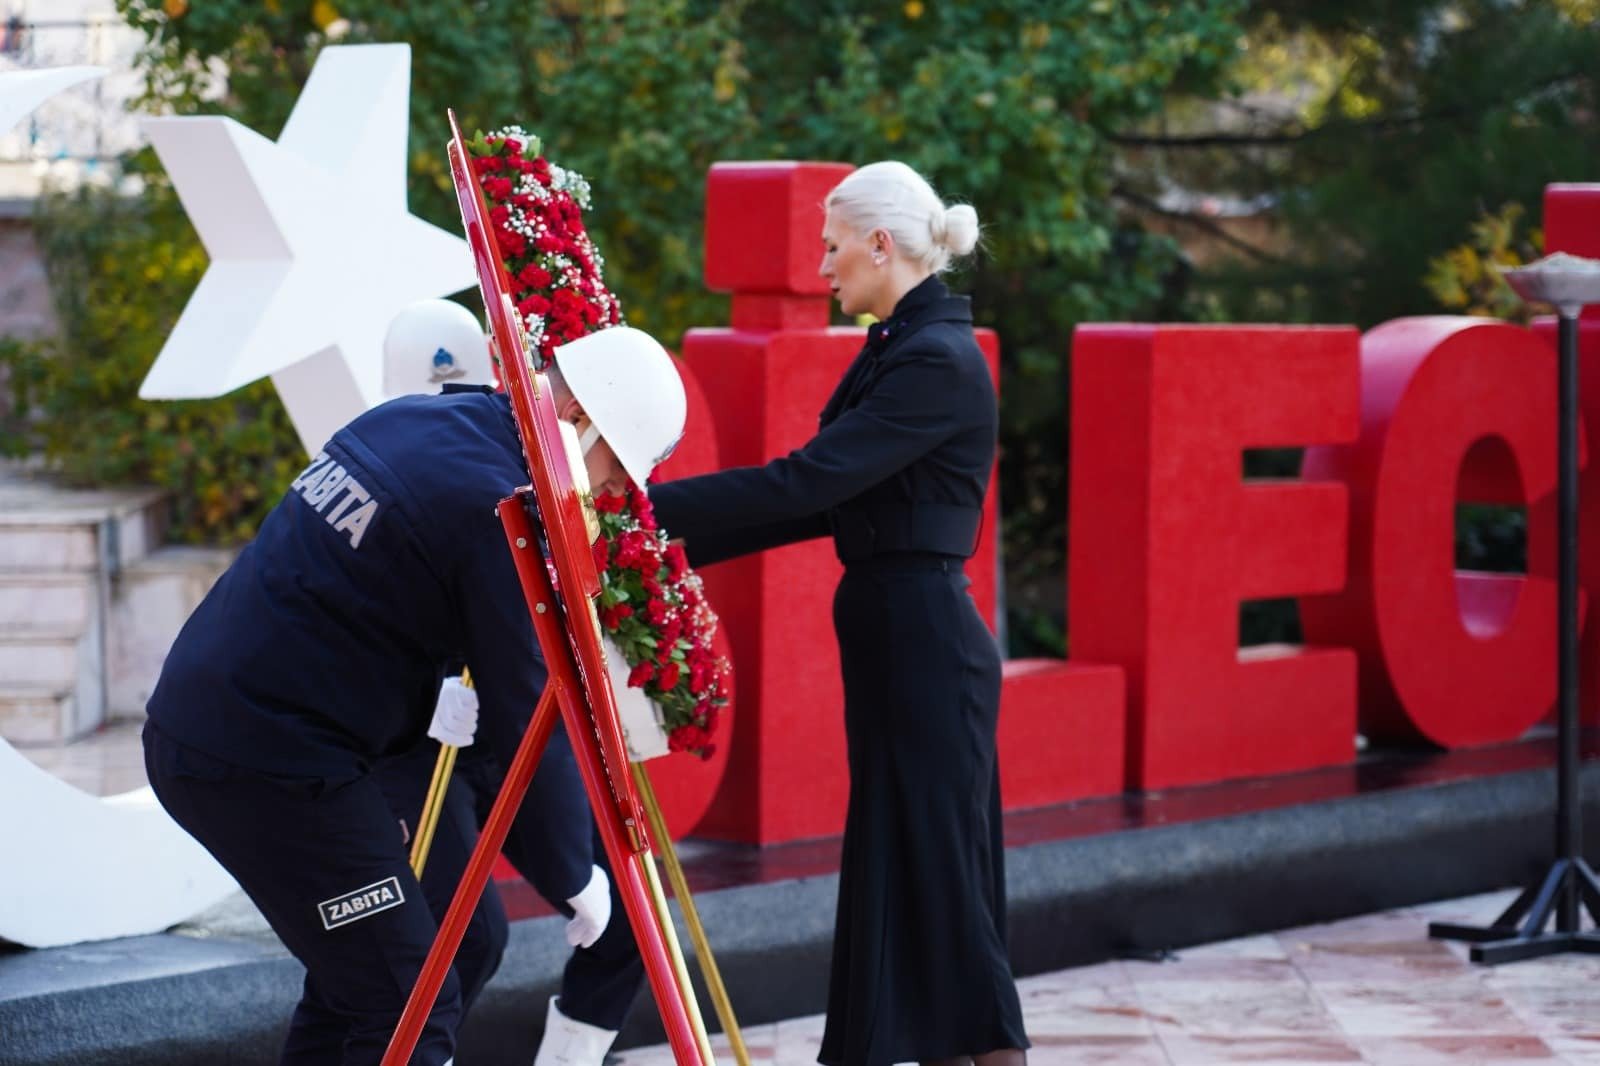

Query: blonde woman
651,161,1027,1066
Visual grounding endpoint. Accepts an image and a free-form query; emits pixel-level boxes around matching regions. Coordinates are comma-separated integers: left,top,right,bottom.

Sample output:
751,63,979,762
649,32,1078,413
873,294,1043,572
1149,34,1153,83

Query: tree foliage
8,0,1247,653
1130,0,1599,329
0,160,300,543
1424,201,1543,323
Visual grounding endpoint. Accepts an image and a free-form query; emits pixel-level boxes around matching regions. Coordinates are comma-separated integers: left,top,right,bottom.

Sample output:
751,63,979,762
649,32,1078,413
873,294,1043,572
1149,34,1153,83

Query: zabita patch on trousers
318,876,405,930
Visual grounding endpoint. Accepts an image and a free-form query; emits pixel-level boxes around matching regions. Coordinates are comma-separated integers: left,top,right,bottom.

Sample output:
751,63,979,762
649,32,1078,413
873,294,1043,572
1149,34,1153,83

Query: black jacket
651,275,996,566
147,385,592,898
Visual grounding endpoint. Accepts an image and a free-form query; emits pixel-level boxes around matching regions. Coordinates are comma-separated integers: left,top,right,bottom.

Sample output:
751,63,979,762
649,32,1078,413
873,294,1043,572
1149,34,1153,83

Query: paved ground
614,890,1600,1066
17,724,1600,1065
13,717,149,795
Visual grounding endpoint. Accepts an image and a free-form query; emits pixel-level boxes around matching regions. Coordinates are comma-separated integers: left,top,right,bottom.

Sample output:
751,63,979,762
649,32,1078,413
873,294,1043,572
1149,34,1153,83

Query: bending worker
375,298,653,1065
142,324,686,1065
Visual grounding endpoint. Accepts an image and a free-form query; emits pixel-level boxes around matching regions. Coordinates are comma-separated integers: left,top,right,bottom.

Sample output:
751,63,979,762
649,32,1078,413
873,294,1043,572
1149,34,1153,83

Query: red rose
664,545,688,578
536,234,564,254
659,616,684,648
518,264,553,289
499,231,527,258
598,602,633,630
502,137,523,155
645,598,669,625
628,661,655,687
483,176,513,200
474,155,502,173
614,529,647,569
518,294,550,318
593,493,626,514
689,658,714,696
657,661,682,691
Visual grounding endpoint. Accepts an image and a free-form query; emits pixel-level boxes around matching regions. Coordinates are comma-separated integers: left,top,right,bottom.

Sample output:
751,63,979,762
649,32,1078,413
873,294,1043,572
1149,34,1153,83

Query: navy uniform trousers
144,721,475,1065
376,741,645,1033
145,726,646,1066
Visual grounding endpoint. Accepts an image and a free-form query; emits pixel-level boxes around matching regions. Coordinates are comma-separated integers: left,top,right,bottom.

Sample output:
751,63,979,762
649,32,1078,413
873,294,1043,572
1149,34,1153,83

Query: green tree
1119,0,1599,329
0,159,300,543
13,0,1247,653
1424,201,1543,323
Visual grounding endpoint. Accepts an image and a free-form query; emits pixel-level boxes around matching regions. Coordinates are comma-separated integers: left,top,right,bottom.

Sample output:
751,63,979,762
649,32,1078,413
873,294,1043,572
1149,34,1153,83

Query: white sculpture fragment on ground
0,65,236,948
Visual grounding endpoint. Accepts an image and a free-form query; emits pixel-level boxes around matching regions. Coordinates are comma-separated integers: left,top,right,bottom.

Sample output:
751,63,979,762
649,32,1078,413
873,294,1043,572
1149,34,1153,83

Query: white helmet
382,299,493,398
553,326,686,490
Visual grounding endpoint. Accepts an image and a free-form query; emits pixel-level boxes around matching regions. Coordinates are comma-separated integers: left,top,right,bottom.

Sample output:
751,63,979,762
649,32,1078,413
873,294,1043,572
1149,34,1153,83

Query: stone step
0,684,79,746
0,523,100,572
0,464,170,740
0,469,168,574
0,572,96,637
0,636,86,690
108,546,234,720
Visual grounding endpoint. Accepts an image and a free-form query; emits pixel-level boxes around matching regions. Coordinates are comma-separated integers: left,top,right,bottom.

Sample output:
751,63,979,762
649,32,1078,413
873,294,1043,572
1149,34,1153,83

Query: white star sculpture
0,65,106,139
138,43,474,454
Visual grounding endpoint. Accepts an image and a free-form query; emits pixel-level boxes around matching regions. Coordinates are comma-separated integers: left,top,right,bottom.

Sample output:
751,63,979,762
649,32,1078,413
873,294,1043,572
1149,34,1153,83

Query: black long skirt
818,556,1028,1066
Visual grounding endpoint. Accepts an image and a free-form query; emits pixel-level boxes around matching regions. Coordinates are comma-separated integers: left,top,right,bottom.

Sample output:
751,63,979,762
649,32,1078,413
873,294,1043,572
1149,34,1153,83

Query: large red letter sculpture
1301,318,1563,746
1069,326,1360,790
668,163,1125,843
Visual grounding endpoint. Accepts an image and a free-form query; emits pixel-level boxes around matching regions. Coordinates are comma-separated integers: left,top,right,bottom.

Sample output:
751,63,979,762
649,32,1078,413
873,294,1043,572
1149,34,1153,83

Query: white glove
427,677,478,748
564,865,611,949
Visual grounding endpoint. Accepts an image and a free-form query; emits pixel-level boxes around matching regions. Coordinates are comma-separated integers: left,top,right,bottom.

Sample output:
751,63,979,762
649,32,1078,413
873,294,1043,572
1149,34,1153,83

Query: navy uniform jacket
650,275,994,565
147,385,591,899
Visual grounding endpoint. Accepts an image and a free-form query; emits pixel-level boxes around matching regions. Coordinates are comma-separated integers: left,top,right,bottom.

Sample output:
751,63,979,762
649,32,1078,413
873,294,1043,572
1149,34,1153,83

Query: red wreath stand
381,112,711,1066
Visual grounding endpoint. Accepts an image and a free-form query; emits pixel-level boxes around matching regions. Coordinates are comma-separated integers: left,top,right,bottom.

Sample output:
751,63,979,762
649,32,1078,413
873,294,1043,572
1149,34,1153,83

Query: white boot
532,995,620,1066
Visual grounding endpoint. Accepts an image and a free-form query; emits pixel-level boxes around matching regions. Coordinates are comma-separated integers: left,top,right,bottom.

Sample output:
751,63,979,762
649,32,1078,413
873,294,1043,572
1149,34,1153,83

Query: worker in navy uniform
143,325,685,1066
649,162,1029,1066
375,301,648,1065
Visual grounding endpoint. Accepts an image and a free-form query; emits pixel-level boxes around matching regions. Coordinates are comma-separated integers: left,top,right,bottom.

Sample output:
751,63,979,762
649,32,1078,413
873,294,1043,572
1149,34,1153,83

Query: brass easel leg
634,763,751,1066
633,840,717,1064
410,669,475,879
410,743,459,878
